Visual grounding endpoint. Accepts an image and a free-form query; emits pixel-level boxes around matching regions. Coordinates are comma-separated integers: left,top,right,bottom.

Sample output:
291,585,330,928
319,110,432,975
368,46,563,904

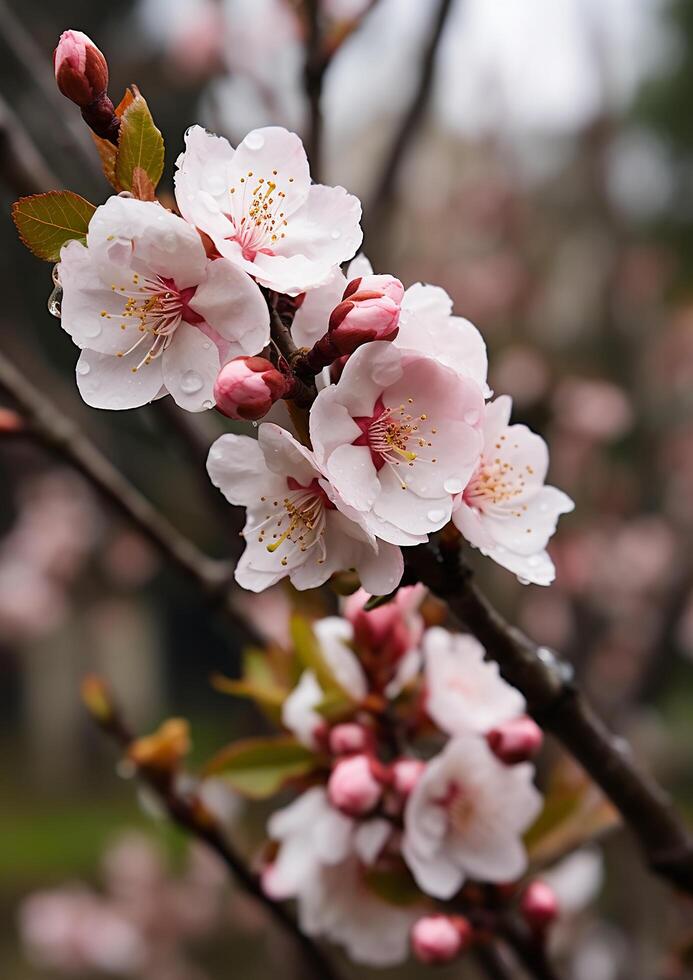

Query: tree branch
91,694,340,980
0,350,261,645
363,0,456,250
404,541,693,895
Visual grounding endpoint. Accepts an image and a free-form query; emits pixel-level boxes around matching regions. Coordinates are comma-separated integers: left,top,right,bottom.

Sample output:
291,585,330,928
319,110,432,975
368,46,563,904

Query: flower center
463,445,530,516
353,397,438,488
252,478,334,568
105,274,202,372
224,168,291,261
434,781,476,835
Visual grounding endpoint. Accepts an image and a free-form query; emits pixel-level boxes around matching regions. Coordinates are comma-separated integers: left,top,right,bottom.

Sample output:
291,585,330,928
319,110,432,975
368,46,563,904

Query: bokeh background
1,0,693,977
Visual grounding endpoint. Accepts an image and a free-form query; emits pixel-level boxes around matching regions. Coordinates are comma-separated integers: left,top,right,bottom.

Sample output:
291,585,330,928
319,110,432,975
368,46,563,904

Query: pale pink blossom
521,881,560,932
293,259,488,394
310,341,484,545
423,627,525,736
552,378,633,442
327,274,404,353
391,758,426,797
266,787,417,966
206,424,403,592
453,396,574,585
59,196,269,411
328,754,382,815
281,671,326,749
402,734,542,899
175,126,362,295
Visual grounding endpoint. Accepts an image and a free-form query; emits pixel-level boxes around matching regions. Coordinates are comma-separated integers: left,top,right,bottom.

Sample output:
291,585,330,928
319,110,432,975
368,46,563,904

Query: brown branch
497,918,562,980
363,0,456,251
0,349,262,645
303,0,324,182
404,541,693,895
91,694,340,980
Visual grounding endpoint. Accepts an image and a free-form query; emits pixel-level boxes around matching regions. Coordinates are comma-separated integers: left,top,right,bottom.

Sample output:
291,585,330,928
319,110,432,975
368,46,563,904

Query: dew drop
84,322,103,340
199,191,221,214
243,131,265,151
527,555,541,567
180,370,203,394
517,576,531,586
464,409,480,426
204,173,227,196
330,229,341,240
444,478,464,495
427,508,446,523
202,399,214,410
77,361,91,377
539,502,549,513
47,284,62,318
202,342,212,350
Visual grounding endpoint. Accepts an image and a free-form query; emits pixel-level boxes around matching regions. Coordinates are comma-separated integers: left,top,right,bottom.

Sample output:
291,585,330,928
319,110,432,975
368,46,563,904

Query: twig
363,0,456,251
92,697,340,980
303,0,324,182
497,917,562,980
0,350,262,644
404,542,693,895
474,943,515,980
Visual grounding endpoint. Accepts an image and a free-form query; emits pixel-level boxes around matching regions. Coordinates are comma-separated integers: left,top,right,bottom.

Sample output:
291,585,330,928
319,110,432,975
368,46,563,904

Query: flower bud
129,718,190,773
487,716,543,765
391,758,425,798
520,881,559,933
54,30,108,107
411,915,472,964
328,274,404,355
328,723,370,756
214,356,289,421
327,754,382,816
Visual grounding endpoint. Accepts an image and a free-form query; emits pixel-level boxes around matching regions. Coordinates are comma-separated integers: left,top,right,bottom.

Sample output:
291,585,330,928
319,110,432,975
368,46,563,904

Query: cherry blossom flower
310,342,485,545
402,734,542,899
265,787,418,966
452,395,574,585
293,258,488,395
59,196,269,411
175,125,362,295
206,423,403,592
423,627,525,736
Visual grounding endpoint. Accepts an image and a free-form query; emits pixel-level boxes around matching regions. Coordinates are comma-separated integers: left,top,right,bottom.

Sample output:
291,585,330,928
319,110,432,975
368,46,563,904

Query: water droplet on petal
204,173,226,196
539,502,549,513
84,322,103,339
202,399,214,410
444,478,464,495
243,131,265,151
202,342,211,350
427,508,446,523
330,229,341,240
180,370,203,395
464,409,480,426
527,555,541,567
47,284,62,318
77,362,91,377
198,191,221,214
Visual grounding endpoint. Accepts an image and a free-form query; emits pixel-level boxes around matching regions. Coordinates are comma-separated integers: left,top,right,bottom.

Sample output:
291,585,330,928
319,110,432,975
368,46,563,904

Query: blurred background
1,0,693,977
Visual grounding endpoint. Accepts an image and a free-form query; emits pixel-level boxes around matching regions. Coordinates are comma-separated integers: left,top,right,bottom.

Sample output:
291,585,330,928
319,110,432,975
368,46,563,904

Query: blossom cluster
251,588,547,967
54,114,573,594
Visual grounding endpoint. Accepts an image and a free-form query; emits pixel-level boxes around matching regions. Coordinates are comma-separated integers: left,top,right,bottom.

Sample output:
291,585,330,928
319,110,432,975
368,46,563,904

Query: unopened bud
327,754,382,816
328,274,404,355
328,723,370,756
129,718,190,772
411,915,472,964
520,881,559,933
391,758,425,797
214,356,289,421
54,30,108,108
80,674,114,724
487,716,543,765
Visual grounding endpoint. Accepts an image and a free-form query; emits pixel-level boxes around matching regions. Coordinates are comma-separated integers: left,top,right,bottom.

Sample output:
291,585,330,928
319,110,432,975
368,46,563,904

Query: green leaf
364,590,398,611
12,191,96,261
290,615,353,700
91,89,136,189
115,89,164,196
203,736,319,799
211,672,285,723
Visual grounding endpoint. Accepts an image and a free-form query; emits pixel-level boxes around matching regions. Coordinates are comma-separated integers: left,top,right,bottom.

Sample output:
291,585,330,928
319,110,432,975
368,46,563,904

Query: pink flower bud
328,723,370,756
327,754,382,816
328,274,404,355
520,881,559,932
411,915,472,964
54,30,109,107
487,716,543,765
391,758,425,797
214,356,288,421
